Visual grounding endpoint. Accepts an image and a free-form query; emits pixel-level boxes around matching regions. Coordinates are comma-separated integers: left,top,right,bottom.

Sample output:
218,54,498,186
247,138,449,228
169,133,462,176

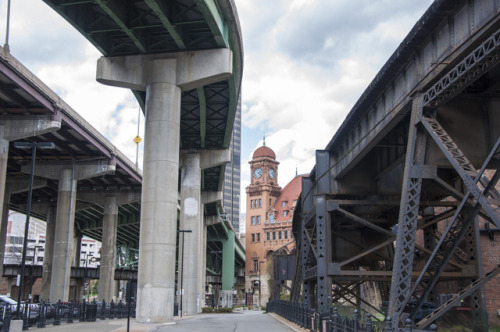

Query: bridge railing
0,298,135,330
266,300,438,332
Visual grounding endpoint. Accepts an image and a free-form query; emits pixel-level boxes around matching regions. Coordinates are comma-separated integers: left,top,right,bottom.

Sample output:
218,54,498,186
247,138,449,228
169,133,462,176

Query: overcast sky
0,0,433,215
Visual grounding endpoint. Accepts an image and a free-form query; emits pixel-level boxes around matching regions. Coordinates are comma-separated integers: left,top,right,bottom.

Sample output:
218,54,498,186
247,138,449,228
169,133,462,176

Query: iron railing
0,299,135,331
266,300,438,332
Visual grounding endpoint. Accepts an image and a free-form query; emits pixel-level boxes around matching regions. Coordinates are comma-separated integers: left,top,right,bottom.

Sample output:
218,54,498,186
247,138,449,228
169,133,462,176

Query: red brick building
245,144,304,306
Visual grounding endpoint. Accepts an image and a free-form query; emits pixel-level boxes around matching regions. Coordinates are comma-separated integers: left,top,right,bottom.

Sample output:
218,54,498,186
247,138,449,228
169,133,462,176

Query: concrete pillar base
220,290,233,308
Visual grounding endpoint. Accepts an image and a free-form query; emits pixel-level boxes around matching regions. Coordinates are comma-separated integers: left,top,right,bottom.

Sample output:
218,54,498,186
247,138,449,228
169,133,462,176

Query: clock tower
245,143,281,305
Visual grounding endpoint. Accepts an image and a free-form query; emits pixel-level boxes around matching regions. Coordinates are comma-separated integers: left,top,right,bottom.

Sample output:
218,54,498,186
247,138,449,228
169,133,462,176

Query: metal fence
266,300,438,332
0,299,135,331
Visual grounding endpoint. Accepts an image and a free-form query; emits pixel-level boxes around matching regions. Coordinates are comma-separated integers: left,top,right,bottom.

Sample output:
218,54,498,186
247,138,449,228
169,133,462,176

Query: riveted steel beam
388,96,427,327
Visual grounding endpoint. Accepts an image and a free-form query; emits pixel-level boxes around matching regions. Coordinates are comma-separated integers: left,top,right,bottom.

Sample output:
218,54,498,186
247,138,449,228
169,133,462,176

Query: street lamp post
14,142,54,317
258,261,264,307
177,229,192,318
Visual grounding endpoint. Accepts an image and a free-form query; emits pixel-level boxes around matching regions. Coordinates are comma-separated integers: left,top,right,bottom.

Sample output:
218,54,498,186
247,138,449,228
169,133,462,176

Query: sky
0,0,434,215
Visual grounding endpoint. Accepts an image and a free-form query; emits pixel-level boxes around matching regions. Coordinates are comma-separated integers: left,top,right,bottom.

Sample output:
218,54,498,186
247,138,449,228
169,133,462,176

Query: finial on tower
296,165,298,176
263,132,266,146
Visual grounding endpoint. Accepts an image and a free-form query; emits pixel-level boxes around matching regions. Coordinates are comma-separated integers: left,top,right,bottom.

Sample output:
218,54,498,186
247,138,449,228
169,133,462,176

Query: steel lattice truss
291,2,500,330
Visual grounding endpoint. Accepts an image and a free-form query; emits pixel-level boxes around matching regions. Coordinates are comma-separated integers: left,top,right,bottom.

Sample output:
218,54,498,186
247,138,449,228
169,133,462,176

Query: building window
284,230,288,239
270,214,274,223
253,259,258,271
278,231,282,240
259,199,262,207
266,232,270,241
257,233,260,242
257,216,261,224
251,234,255,242
252,216,255,225
251,200,254,208
282,201,287,207
293,200,297,205
272,232,276,240
283,210,288,217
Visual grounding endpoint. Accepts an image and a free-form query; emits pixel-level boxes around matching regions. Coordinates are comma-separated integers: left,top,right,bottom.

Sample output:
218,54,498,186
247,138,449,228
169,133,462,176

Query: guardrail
0,299,135,331
266,300,438,332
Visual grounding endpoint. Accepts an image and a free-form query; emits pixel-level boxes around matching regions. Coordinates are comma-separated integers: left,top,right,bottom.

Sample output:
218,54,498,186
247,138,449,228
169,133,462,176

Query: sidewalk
28,311,308,332
32,317,179,332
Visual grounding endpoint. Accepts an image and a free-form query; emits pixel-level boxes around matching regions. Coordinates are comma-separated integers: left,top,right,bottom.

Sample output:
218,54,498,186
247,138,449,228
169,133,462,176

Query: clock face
269,168,275,179
254,168,262,178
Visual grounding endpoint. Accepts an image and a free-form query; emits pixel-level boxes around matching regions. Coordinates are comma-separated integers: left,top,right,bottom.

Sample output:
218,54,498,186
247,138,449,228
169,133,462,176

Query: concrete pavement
31,310,308,332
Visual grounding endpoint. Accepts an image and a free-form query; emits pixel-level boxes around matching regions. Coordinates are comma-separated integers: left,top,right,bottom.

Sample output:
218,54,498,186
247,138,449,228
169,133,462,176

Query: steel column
387,96,426,326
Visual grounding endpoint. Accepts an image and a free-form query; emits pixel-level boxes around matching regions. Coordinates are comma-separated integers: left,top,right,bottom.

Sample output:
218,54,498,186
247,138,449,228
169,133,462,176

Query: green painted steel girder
194,0,229,48
221,227,235,291
94,0,147,53
144,0,187,50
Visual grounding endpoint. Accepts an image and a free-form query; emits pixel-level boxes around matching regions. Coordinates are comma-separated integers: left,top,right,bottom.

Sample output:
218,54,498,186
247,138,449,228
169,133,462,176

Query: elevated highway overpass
293,0,500,329
0,0,244,324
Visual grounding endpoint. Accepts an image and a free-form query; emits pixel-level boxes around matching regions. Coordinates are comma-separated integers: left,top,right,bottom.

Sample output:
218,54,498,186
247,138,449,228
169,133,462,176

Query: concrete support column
179,152,201,315
0,186,10,278
50,168,77,302
221,229,235,307
99,195,118,302
137,60,181,323
0,139,9,275
199,222,207,309
96,48,232,323
40,205,56,300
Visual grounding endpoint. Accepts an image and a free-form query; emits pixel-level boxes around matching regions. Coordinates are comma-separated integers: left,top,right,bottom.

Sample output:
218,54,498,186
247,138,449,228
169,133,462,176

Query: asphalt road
32,310,297,332
155,310,294,332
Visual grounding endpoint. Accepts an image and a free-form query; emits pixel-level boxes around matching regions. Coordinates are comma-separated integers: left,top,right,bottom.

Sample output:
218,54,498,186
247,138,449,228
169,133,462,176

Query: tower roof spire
263,132,266,146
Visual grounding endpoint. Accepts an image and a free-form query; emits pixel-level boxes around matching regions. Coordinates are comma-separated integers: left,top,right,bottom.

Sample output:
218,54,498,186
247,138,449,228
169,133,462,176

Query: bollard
37,300,46,328
353,309,360,332
80,299,86,322
117,300,123,319
22,300,28,331
332,307,338,332
404,318,413,332
67,301,74,323
384,316,393,332
101,299,106,320
366,313,372,332
53,300,61,326
4,304,12,332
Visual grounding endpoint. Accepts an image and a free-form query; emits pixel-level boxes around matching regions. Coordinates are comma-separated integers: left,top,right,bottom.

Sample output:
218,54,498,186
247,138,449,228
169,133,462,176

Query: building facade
222,96,241,232
245,144,303,307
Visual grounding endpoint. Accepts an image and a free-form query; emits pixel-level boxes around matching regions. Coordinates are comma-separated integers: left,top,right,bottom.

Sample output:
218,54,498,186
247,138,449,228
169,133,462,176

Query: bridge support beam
100,195,118,302
50,168,77,302
388,96,426,327
96,48,232,323
19,160,115,302
221,228,235,307
179,152,201,315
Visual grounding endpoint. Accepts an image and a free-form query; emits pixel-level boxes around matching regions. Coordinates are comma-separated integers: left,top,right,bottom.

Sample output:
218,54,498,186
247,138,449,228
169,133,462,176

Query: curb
269,313,309,332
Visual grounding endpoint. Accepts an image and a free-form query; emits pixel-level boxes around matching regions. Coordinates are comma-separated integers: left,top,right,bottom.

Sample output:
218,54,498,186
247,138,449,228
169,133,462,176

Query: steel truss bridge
292,0,500,329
